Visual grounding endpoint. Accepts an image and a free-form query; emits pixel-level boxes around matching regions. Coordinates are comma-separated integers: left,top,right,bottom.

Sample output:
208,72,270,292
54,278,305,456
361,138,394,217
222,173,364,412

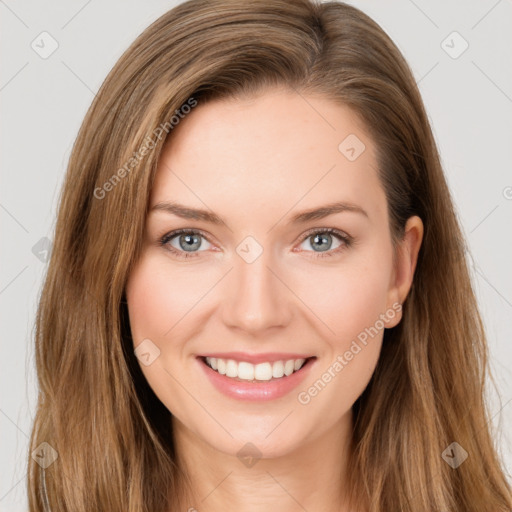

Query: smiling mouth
200,356,315,382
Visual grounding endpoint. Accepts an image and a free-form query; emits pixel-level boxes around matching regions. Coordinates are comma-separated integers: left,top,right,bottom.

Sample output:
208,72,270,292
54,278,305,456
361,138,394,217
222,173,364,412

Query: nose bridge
221,242,292,333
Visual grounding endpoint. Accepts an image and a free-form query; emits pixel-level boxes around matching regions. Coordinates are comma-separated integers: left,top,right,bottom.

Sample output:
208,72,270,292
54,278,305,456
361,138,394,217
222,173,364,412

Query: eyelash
158,227,353,260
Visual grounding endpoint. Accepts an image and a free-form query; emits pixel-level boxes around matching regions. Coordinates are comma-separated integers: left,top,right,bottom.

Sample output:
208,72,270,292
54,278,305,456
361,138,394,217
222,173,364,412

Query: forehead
150,89,386,224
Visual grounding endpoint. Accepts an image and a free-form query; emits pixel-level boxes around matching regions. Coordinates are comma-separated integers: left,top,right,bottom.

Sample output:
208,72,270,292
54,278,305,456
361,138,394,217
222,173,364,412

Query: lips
197,353,316,401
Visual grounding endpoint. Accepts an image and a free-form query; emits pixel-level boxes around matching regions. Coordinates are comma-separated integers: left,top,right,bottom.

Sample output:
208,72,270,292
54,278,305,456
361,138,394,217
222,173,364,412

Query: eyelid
293,227,353,257
158,227,353,259
298,226,353,245
158,228,216,256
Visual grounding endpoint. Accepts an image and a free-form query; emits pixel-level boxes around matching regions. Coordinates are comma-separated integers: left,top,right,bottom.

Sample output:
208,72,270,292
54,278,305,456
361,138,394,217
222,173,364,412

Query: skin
125,87,423,512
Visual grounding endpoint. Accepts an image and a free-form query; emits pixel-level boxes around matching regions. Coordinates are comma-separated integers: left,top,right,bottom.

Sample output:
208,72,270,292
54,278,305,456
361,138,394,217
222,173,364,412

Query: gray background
1,0,511,509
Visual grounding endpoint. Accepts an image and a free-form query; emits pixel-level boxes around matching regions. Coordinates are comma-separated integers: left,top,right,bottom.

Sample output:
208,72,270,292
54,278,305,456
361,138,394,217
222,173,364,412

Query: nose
221,248,293,334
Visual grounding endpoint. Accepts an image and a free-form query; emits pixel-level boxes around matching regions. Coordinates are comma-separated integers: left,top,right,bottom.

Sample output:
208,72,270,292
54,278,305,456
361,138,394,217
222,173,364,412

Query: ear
385,215,424,328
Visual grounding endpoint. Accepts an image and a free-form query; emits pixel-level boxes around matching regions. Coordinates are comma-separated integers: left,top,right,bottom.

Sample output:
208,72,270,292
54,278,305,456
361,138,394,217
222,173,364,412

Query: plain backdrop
1,0,511,509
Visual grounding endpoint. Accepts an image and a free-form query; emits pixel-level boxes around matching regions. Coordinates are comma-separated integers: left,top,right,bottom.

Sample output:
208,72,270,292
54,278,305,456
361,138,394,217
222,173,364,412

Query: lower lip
197,357,316,401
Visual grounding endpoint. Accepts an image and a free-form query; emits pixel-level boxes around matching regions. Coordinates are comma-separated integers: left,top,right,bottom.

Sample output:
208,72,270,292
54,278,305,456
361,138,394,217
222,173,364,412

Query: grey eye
301,232,342,253
170,232,211,253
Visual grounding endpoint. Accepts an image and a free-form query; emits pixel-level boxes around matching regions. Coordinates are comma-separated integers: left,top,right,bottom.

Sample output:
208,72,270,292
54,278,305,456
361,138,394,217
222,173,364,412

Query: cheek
126,244,394,363
125,252,207,344
125,253,201,415
289,250,392,407
292,269,390,422
290,252,393,352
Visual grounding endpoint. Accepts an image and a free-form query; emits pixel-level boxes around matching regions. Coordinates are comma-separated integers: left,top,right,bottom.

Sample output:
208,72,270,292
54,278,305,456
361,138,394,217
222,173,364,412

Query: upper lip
198,352,314,364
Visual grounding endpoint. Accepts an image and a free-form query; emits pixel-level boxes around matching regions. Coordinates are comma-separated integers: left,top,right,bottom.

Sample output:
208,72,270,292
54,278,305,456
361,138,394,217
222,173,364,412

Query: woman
28,0,512,511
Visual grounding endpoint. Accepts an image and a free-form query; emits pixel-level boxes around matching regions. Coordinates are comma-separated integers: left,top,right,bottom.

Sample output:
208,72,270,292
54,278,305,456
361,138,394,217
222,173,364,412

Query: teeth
226,359,238,378
204,357,307,381
284,360,295,376
238,361,255,380
217,358,226,375
254,362,272,381
272,361,284,378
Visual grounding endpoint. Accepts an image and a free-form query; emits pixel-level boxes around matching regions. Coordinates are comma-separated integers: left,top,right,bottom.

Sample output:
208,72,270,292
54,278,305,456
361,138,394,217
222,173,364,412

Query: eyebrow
150,200,369,225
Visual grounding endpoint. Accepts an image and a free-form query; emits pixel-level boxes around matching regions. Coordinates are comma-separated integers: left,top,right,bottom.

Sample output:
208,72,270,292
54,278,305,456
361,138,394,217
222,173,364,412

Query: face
125,88,422,460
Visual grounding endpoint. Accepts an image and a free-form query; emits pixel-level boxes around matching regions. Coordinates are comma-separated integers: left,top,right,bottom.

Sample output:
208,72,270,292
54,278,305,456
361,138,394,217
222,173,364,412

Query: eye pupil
311,233,332,252
180,233,201,251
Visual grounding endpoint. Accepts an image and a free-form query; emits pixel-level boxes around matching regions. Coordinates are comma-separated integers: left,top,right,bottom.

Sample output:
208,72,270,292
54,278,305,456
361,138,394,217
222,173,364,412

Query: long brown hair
28,1,512,510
